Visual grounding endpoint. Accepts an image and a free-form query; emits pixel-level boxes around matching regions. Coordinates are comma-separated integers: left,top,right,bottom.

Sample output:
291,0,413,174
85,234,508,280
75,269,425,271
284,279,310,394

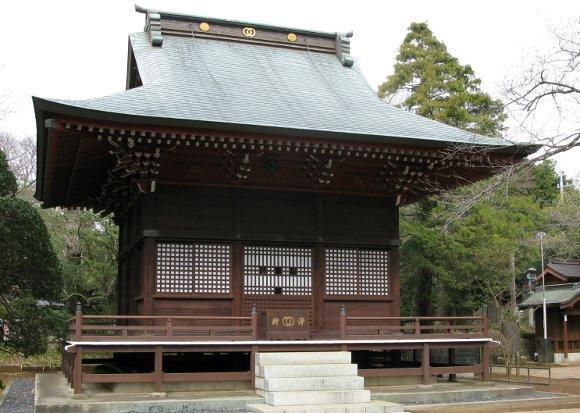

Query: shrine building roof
32,6,538,212
34,6,534,151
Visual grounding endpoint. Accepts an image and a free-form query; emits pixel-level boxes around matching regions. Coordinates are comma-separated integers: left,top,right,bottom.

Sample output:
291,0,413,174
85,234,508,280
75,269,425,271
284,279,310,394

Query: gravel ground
0,378,34,413
403,390,562,405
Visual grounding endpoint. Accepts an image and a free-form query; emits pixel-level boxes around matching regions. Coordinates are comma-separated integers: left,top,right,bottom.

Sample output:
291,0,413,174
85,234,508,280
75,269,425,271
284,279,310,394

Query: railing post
414,318,420,336
166,317,173,337
154,345,163,393
340,305,347,340
482,342,491,381
448,348,457,382
340,306,347,351
251,345,257,390
74,301,82,340
421,343,430,385
251,304,258,340
73,346,82,394
482,313,489,336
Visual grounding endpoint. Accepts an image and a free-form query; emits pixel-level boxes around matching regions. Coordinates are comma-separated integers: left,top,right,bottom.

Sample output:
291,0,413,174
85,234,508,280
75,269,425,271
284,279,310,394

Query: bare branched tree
504,19,580,159
417,21,579,228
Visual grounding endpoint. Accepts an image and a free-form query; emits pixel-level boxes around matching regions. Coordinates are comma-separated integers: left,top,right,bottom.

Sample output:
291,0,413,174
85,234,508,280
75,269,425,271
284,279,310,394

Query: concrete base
246,400,405,413
35,373,262,413
554,352,580,363
370,380,534,405
364,376,421,387
110,379,251,393
264,389,371,406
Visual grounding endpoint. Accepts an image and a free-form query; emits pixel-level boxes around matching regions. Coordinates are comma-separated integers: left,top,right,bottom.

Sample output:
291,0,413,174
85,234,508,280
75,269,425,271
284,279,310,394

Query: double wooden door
241,245,314,325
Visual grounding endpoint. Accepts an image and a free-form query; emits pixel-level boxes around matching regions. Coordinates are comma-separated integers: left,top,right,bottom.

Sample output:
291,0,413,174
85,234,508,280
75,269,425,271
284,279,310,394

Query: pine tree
378,22,506,137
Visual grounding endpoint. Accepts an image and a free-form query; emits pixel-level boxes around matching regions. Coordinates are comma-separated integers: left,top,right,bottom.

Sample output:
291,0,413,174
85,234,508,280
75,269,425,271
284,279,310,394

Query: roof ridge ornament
335,31,354,67
136,4,163,46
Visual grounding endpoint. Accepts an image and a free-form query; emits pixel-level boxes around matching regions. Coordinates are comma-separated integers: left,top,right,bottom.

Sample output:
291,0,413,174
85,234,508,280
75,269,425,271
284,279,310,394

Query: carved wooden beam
302,155,334,187
221,150,251,182
93,137,161,216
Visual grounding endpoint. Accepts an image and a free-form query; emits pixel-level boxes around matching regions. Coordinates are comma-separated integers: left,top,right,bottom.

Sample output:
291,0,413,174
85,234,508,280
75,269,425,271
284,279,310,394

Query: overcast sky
1,0,578,178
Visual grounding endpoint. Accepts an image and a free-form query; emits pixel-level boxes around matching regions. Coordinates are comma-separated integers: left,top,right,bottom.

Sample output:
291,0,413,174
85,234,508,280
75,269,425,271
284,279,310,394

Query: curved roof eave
32,96,540,202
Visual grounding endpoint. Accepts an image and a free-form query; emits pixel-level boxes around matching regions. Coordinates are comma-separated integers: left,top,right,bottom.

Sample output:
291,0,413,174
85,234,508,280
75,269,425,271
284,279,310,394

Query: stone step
257,363,358,378
264,389,371,406
256,351,351,365
246,400,406,413
256,376,364,392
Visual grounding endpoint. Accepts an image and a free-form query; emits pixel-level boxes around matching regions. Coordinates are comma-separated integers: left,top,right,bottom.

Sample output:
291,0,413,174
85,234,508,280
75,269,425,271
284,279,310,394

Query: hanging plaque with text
259,310,310,340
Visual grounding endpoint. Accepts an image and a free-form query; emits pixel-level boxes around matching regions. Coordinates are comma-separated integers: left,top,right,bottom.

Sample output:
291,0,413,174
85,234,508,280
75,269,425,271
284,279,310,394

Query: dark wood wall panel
153,297,235,320
119,185,398,250
322,197,397,244
240,191,318,241
155,186,236,239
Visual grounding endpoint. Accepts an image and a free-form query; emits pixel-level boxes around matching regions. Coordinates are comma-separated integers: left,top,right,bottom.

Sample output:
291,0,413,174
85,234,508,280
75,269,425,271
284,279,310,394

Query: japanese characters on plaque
259,310,310,339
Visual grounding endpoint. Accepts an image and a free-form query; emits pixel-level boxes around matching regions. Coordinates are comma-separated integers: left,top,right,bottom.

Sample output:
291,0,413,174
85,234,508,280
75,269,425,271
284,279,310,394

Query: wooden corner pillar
389,247,401,317
250,304,258,390
143,237,156,317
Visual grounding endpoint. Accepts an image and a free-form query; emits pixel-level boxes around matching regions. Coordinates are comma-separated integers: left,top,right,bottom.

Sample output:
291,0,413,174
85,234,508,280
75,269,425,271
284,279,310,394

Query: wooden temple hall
34,6,535,397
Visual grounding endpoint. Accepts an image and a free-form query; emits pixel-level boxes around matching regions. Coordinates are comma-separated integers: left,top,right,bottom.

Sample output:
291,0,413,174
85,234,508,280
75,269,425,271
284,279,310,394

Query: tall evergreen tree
380,23,520,316
0,148,64,356
378,22,506,137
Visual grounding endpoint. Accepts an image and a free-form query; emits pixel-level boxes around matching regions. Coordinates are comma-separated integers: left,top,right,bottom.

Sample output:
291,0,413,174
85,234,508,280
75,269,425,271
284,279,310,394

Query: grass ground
0,344,61,371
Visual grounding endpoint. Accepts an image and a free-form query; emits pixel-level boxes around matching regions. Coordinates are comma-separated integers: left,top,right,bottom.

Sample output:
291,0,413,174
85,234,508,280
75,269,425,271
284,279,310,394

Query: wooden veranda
62,305,492,394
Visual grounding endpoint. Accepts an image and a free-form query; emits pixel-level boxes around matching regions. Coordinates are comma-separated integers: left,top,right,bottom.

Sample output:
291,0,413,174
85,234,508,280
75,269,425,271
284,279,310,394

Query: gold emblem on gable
199,22,210,32
242,27,256,38
287,33,297,42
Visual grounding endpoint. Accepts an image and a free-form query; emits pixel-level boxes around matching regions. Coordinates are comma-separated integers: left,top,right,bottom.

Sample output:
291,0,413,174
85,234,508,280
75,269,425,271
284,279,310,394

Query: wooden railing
338,306,491,385
339,306,487,340
68,303,258,342
62,303,492,395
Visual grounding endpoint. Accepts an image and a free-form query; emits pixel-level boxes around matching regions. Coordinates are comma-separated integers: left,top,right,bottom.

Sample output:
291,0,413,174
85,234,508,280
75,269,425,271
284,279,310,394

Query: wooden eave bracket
335,32,354,67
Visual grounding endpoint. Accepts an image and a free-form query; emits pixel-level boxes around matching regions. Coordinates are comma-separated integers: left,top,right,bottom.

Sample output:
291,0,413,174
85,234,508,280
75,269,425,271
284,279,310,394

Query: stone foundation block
256,376,364,392
246,400,405,413
264,389,371,406
257,363,358,378
256,351,351,365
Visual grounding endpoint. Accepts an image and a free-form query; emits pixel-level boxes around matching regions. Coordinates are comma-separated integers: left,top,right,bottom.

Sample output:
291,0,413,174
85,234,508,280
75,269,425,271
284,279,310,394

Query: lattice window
155,242,231,294
243,246,312,295
325,248,389,296
325,249,358,295
156,243,194,293
194,244,231,293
